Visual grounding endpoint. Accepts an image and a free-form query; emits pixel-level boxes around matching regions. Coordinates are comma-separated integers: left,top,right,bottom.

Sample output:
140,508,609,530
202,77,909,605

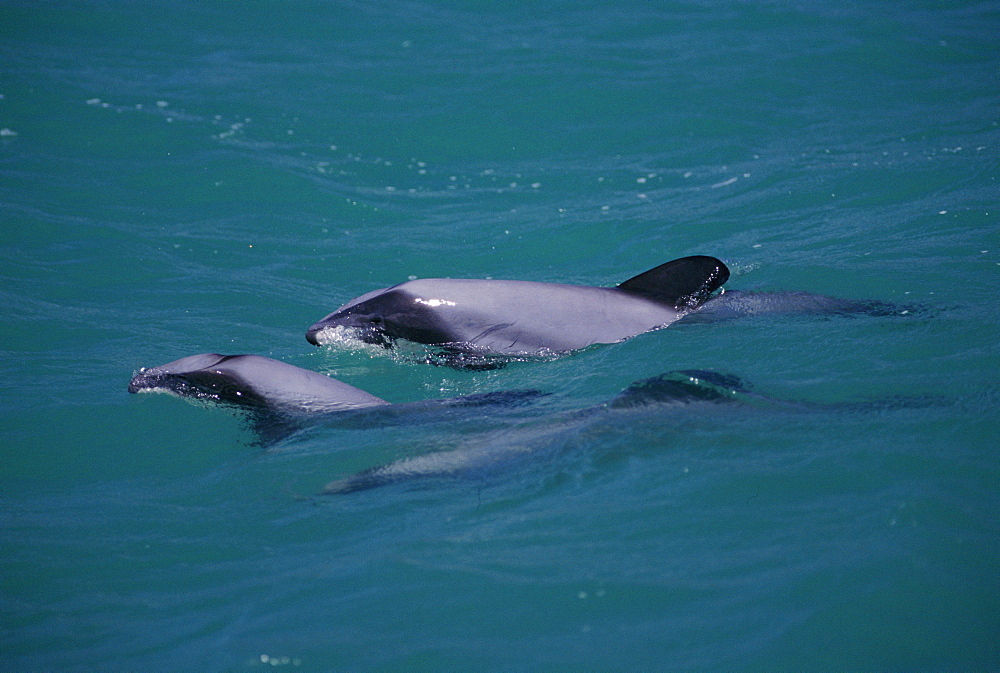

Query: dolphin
321,370,770,494
128,353,390,415
305,255,730,358
323,369,930,494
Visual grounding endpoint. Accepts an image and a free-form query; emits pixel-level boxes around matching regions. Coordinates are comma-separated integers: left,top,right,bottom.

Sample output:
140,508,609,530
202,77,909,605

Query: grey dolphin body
129,353,390,414
305,255,730,357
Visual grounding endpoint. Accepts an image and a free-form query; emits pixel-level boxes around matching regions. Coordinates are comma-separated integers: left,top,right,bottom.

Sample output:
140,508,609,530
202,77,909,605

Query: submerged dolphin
321,370,775,494
305,255,730,357
324,369,929,494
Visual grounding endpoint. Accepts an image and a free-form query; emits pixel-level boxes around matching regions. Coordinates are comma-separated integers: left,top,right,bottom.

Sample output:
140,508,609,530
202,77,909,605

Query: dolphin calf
305,255,730,358
128,353,390,414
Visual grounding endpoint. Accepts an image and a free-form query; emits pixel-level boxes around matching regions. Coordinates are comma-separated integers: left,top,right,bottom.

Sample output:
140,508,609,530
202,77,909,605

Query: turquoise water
2,1,998,669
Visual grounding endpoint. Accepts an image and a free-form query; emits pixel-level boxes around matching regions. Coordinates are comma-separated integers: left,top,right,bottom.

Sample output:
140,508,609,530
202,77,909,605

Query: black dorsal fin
617,255,730,310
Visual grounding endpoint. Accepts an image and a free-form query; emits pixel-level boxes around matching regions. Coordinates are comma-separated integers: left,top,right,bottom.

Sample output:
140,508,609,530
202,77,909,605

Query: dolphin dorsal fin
617,255,730,310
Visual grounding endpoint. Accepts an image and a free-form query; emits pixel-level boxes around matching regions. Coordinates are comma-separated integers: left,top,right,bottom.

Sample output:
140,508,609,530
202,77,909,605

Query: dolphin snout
306,314,389,347
305,324,323,345
305,311,343,345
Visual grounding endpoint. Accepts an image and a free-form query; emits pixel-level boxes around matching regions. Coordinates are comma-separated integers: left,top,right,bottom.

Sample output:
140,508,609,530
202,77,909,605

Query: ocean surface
2,1,998,670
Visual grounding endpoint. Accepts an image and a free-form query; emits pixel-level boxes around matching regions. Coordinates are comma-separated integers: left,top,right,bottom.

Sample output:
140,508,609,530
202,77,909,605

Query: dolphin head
128,353,253,402
306,286,454,348
306,304,393,347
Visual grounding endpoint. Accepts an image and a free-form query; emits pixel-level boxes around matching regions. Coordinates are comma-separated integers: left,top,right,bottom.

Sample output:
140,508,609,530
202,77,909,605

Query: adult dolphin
323,369,927,494
305,255,730,358
321,370,784,494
